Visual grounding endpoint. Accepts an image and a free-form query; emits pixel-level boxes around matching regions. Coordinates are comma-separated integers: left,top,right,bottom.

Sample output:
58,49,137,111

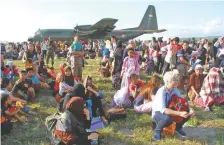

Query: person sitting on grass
1,90,27,123
99,59,111,77
129,73,144,103
134,74,162,113
152,70,195,140
25,58,35,71
187,64,204,103
53,63,67,103
53,97,99,145
38,60,50,79
26,68,50,90
48,66,56,79
59,66,79,98
1,91,13,135
12,70,35,102
1,78,27,104
83,76,108,125
198,65,224,111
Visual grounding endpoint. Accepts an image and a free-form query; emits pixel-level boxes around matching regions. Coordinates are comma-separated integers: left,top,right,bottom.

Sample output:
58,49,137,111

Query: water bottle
86,99,92,119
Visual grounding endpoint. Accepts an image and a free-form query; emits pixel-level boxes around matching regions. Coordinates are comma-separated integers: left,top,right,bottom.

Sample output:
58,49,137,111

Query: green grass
1,58,224,145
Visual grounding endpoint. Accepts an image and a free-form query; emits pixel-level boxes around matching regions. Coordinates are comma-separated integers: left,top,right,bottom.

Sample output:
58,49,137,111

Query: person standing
70,36,84,81
41,40,47,59
46,37,56,67
109,36,117,62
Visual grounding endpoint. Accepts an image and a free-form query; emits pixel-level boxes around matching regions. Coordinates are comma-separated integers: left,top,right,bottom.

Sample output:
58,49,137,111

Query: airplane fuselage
32,28,148,42
29,5,166,42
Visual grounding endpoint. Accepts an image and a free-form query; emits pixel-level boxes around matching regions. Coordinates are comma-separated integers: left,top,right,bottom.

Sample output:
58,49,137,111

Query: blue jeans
152,111,189,134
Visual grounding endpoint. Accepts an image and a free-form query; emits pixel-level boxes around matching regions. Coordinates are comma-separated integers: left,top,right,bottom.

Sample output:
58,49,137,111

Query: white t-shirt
164,45,172,63
42,42,47,50
109,43,117,58
23,44,27,51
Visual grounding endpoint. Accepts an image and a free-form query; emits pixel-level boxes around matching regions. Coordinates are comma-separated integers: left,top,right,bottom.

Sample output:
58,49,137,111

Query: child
120,48,140,88
48,67,56,79
133,74,162,113
1,90,27,123
99,60,111,77
25,58,35,71
53,63,67,102
129,74,144,101
141,57,147,70
26,68,50,90
1,78,27,104
38,60,49,79
12,70,36,102
3,65,11,80
1,91,13,135
1,79,36,115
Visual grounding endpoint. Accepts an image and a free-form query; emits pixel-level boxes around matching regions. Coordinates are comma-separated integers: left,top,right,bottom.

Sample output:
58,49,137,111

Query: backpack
106,106,127,123
168,95,189,123
45,112,62,132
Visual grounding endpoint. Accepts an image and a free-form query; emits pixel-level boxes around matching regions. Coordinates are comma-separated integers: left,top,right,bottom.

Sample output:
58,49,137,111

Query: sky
0,0,224,42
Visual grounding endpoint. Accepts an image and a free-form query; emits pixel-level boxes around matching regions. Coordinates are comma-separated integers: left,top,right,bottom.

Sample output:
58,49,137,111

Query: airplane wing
92,18,118,32
116,29,167,33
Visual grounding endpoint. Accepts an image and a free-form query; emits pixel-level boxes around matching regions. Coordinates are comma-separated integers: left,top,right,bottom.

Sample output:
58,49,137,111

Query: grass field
1,58,224,145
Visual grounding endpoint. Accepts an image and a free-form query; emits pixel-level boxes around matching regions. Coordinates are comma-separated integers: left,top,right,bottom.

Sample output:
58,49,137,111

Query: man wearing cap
188,64,204,102
46,37,56,67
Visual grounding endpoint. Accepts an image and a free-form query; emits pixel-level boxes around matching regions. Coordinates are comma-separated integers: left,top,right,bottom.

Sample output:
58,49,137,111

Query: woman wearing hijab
59,84,86,113
54,97,99,145
59,66,79,97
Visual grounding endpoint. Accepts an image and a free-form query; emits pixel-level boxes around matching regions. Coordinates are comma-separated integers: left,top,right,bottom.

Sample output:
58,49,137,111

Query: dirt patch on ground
183,127,217,145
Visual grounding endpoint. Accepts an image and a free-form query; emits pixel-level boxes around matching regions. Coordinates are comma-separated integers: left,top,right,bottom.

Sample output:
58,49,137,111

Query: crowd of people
1,35,224,144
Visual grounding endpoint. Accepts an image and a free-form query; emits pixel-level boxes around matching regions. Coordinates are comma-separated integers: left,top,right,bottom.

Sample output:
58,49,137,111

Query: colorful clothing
121,57,139,88
200,67,224,105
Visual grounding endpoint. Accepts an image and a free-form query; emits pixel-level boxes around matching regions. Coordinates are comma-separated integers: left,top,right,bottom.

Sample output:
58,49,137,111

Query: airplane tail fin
138,5,158,30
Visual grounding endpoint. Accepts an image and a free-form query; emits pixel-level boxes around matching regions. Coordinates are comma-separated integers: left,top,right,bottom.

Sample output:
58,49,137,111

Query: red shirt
170,44,182,56
129,80,144,92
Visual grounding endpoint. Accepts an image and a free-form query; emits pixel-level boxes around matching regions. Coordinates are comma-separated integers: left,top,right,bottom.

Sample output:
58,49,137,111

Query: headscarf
64,75,74,86
66,97,85,121
70,83,86,98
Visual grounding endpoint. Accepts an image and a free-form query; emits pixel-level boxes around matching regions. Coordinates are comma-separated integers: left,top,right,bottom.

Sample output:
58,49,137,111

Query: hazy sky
1,0,224,41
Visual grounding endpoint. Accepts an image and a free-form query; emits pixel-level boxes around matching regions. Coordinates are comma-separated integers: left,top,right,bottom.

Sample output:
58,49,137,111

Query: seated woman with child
59,66,79,98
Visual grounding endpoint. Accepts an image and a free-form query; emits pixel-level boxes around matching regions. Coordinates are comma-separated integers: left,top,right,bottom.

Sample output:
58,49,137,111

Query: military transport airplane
29,5,166,41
